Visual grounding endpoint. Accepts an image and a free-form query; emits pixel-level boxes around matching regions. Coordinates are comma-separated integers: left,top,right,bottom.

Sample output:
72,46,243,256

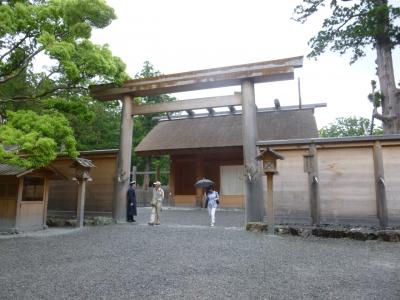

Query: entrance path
1,208,399,299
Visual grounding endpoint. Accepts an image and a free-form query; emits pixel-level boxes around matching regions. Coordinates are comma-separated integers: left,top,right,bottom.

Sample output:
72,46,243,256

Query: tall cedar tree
293,0,400,133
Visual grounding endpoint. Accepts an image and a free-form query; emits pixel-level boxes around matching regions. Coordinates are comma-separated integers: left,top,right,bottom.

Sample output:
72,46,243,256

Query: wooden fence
257,135,400,227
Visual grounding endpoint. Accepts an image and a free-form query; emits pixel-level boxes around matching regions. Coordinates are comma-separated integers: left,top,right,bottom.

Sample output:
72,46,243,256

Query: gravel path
1,208,399,299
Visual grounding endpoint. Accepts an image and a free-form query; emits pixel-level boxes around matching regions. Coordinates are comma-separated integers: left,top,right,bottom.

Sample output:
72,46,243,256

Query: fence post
131,166,137,183
304,143,320,226
373,141,388,228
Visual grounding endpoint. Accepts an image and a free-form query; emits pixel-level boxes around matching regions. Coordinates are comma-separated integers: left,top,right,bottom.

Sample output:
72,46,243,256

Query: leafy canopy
293,0,400,63
0,109,78,168
0,0,128,167
319,116,383,137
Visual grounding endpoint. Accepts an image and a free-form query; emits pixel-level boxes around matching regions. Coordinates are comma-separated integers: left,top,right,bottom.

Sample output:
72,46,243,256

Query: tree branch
0,47,43,84
35,66,62,89
334,12,364,32
10,85,86,101
373,108,395,122
0,85,87,104
0,33,31,62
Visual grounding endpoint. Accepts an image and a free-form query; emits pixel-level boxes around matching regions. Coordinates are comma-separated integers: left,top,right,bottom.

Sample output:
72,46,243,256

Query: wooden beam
266,173,274,235
304,144,320,226
135,171,169,175
76,180,86,228
42,177,49,228
242,79,264,223
113,95,134,223
373,141,388,228
169,158,175,206
196,155,205,207
90,56,303,100
131,94,242,115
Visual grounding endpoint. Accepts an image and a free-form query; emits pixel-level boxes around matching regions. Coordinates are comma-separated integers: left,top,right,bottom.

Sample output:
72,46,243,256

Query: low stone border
246,222,400,242
47,216,112,227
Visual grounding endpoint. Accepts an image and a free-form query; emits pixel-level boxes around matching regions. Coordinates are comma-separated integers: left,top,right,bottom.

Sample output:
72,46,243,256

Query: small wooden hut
47,149,118,217
0,164,64,232
135,108,319,208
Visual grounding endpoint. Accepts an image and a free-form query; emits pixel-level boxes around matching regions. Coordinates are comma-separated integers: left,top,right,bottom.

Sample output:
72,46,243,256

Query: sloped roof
0,163,67,179
135,109,318,155
0,164,30,176
72,157,96,168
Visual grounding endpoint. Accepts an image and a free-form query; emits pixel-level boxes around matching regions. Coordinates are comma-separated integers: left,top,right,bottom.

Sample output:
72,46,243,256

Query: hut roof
0,164,30,176
0,163,67,179
72,157,96,168
135,109,318,155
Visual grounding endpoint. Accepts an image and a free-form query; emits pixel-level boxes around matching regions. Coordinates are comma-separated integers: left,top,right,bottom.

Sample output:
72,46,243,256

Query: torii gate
90,56,303,224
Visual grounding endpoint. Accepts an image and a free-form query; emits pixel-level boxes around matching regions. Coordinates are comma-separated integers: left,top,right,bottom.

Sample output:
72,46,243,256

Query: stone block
246,222,268,232
377,230,400,242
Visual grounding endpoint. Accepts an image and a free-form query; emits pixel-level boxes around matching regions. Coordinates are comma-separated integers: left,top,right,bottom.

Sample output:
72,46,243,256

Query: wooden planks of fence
257,135,400,228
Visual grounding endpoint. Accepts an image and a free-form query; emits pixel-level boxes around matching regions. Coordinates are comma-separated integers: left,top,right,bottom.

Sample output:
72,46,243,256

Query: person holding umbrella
204,185,219,227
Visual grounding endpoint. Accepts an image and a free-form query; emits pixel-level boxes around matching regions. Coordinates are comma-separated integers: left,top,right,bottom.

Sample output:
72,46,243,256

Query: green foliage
75,101,121,150
367,80,383,108
0,110,78,168
42,97,121,150
0,0,128,101
293,0,400,63
132,61,175,183
319,116,383,137
0,0,128,165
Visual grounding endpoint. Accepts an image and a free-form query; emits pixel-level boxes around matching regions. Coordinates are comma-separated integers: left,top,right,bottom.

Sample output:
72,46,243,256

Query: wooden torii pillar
90,56,303,224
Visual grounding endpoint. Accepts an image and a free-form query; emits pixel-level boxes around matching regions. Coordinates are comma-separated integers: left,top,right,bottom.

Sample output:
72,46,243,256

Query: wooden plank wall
17,202,45,230
267,141,400,225
0,176,18,230
48,159,77,212
172,153,242,207
382,146,400,221
318,147,375,220
271,150,309,219
48,155,117,215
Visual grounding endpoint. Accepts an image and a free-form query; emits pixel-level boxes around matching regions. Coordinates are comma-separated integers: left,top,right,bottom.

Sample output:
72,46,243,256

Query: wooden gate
16,176,48,230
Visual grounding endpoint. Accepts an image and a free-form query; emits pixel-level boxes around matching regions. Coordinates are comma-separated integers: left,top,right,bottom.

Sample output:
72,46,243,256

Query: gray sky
92,0,400,128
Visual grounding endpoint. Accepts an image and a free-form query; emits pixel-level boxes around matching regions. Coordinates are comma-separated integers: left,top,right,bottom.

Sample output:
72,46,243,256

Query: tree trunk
376,41,400,133
374,0,400,133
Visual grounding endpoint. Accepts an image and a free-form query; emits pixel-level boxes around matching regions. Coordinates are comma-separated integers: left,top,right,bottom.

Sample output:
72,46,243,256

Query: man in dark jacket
127,181,137,222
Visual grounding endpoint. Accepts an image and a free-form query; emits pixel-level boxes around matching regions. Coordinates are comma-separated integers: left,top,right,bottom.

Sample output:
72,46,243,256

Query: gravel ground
1,208,399,300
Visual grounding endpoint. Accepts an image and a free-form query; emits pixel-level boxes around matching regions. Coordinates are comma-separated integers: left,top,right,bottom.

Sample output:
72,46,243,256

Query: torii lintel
89,56,303,100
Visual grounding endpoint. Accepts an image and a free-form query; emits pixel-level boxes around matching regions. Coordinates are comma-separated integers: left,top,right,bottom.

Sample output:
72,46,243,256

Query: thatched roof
135,109,318,155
